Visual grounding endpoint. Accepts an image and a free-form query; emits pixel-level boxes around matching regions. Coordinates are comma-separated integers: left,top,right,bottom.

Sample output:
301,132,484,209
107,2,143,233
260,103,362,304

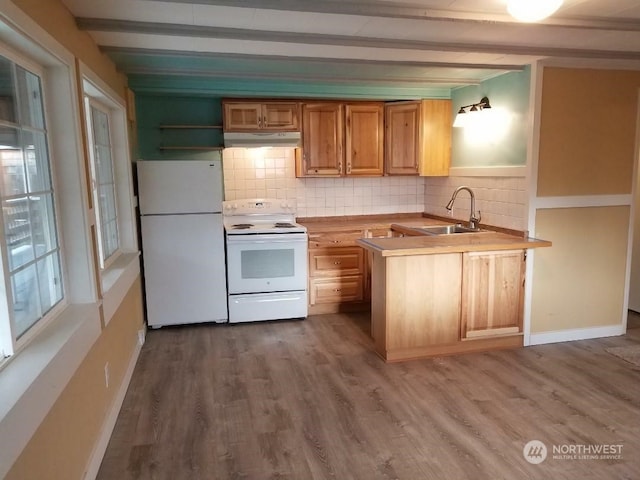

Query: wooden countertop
298,214,428,233
298,214,551,255
358,230,551,257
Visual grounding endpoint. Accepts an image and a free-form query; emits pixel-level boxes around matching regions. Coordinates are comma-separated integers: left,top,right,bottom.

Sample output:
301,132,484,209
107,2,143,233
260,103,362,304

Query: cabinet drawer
308,230,362,248
309,247,364,276
310,275,364,305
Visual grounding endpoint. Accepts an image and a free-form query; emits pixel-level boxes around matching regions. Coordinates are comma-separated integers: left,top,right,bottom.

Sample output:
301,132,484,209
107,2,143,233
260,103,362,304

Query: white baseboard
83,333,144,480
529,324,626,346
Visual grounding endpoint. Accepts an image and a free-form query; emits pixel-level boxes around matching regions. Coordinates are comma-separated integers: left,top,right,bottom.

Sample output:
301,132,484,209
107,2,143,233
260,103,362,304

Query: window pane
95,144,114,184
99,184,117,222
37,252,63,314
3,198,31,269
90,106,109,145
88,102,119,263
23,129,51,192
12,263,38,337
102,219,118,259
7,237,34,272
30,193,58,256
0,126,26,195
0,57,17,123
16,66,44,129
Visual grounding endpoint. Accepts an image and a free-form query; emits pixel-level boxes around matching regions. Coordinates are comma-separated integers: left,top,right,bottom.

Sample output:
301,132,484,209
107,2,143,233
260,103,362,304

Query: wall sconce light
507,0,563,22
453,96,491,128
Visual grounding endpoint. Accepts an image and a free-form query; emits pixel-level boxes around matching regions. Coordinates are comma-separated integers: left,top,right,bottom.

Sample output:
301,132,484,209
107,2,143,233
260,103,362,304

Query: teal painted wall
136,95,223,160
128,74,452,100
451,67,530,168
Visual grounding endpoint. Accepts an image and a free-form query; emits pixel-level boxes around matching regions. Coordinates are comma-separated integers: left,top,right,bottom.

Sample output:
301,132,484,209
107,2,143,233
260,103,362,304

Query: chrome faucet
446,186,481,230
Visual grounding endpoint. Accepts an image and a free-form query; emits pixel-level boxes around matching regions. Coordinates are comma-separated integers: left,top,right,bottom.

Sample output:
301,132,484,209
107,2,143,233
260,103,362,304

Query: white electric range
223,199,308,323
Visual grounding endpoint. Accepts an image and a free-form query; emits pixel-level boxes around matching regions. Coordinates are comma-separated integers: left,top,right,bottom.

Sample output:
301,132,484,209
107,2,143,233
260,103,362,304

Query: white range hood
223,131,301,148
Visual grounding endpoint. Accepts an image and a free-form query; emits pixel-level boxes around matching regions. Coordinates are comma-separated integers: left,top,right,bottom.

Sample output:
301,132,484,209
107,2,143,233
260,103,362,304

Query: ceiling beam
141,0,640,32
77,18,640,61
100,47,527,73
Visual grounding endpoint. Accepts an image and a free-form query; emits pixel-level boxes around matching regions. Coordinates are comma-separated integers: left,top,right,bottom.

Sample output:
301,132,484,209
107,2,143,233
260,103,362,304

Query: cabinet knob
334,261,341,265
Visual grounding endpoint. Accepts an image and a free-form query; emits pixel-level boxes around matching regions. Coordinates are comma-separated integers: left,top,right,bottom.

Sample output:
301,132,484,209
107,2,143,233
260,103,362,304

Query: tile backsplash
223,147,425,217
424,176,527,231
223,147,527,230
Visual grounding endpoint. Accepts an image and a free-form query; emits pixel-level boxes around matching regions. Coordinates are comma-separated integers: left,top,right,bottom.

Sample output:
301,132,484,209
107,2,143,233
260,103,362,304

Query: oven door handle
226,234,308,245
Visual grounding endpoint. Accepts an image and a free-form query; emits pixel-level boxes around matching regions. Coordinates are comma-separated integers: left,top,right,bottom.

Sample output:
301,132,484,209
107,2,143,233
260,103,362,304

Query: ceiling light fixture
453,96,491,128
507,0,563,22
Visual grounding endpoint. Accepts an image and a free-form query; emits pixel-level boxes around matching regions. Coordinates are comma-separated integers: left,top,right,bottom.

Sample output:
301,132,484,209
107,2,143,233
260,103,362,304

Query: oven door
226,233,308,294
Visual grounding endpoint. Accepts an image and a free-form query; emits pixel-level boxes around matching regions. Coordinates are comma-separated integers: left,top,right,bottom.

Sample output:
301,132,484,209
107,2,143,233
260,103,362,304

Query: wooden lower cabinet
372,253,461,355
367,249,525,362
362,227,393,300
461,250,525,339
308,231,368,314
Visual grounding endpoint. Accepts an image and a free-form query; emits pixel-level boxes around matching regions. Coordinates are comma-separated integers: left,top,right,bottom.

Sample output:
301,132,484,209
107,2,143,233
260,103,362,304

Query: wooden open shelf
159,124,223,129
159,146,223,151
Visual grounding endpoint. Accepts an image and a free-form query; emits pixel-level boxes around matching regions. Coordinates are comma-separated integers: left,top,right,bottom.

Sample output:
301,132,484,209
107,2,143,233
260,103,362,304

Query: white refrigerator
137,160,228,327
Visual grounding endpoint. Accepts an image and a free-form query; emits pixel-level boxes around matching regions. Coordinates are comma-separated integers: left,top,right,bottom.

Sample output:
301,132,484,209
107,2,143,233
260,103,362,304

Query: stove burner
274,222,296,228
232,223,254,229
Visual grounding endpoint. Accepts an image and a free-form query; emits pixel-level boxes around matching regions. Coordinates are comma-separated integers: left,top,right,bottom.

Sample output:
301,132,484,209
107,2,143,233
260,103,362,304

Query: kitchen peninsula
358,225,551,362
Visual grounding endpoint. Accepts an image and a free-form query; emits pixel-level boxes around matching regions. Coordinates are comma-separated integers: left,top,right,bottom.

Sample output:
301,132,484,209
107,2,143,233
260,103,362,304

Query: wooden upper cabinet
298,103,343,176
384,99,452,176
384,101,421,175
297,102,383,177
223,101,300,131
345,103,384,176
419,99,452,176
262,103,300,130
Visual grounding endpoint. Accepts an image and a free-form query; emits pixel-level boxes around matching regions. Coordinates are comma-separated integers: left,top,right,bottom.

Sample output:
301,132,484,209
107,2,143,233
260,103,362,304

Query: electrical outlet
104,362,110,389
138,328,146,346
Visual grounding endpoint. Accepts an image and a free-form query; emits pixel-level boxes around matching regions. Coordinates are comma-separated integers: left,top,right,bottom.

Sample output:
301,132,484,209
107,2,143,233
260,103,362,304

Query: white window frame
85,97,120,269
0,45,68,358
81,67,139,325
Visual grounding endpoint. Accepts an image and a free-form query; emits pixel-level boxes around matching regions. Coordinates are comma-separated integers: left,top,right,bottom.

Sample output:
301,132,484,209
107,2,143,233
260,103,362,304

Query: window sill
101,251,140,325
0,302,101,479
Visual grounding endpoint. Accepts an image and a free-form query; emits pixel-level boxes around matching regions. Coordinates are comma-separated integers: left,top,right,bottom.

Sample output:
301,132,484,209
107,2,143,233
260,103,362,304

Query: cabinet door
299,103,343,176
419,99,452,176
461,250,525,339
345,103,384,176
385,102,420,175
223,103,262,130
262,102,300,130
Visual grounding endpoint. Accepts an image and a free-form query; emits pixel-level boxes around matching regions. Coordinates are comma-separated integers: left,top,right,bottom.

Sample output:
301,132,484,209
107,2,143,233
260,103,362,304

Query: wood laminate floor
97,312,640,480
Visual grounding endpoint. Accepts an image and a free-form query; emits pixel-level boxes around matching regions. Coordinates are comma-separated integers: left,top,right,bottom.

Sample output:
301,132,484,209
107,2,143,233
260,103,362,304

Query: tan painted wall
538,68,640,197
530,67,638,335
6,278,144,480
531,207,630,333
12,0,126,96
3,2,144,477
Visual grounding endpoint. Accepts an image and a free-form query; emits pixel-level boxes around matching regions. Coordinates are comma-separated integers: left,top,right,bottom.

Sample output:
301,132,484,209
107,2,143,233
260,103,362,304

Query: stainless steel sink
417,224,482,235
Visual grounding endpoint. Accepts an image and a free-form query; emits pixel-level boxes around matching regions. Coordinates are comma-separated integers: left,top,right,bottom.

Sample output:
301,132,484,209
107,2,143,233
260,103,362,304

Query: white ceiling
60,0,640,95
